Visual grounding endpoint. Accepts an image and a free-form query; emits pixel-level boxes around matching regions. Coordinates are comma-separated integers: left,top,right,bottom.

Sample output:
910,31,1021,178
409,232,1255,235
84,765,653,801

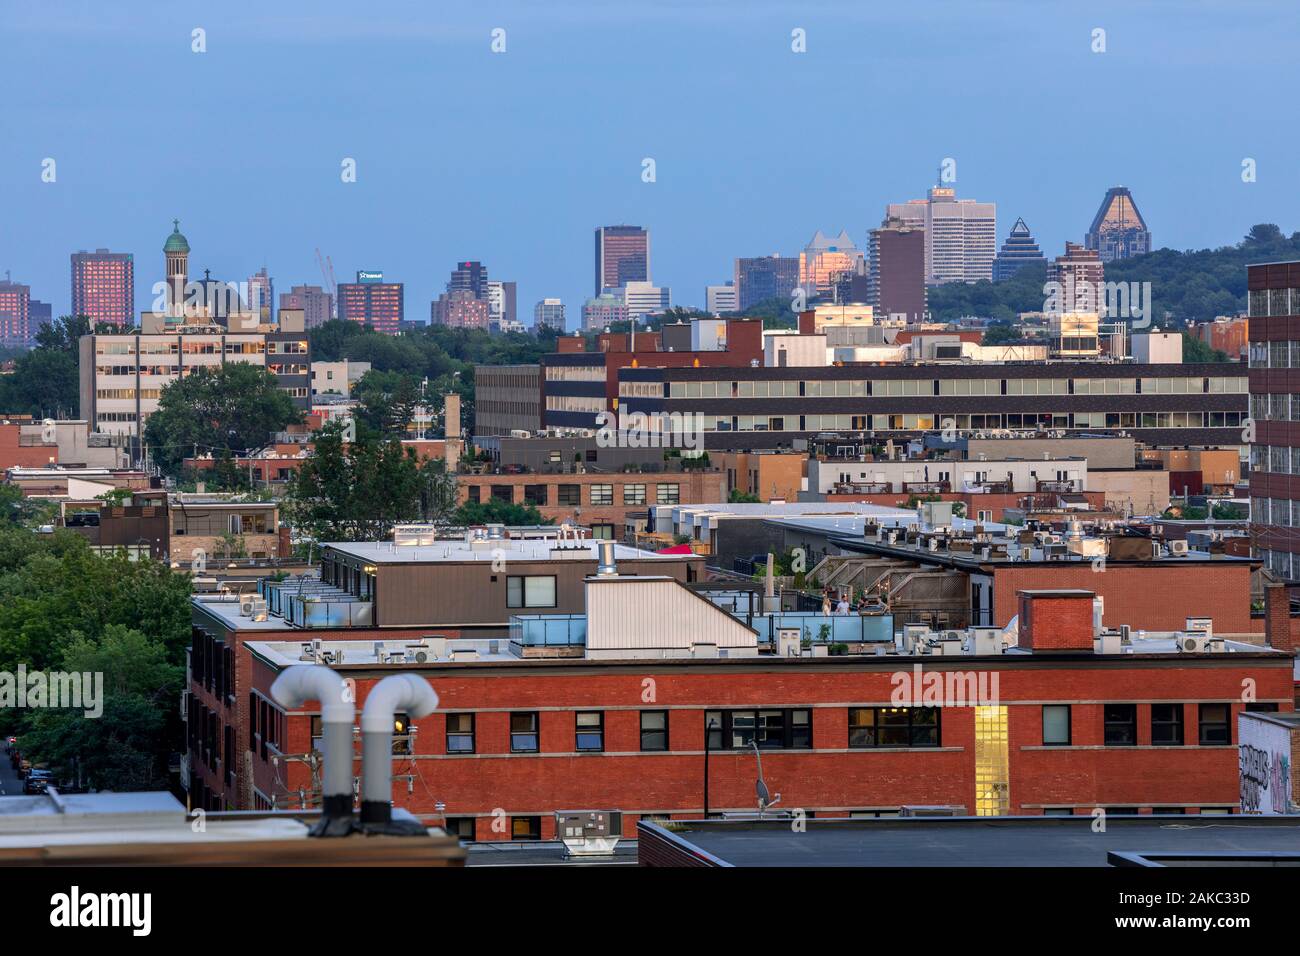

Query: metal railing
509,614,587,647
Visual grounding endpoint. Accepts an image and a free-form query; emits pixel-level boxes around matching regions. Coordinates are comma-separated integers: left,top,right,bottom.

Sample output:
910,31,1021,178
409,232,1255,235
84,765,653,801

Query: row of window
466,482,681,507
661,376,1248,400
1252,497,1300,528
1248,288,1300,318
1047,702,1251,747
365,702,1258,755
680,410,1245,433
1252,393,1300,422
1250,445,1300,475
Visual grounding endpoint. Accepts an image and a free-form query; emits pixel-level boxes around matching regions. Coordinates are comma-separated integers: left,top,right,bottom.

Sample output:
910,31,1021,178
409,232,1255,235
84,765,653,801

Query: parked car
23,769,53,795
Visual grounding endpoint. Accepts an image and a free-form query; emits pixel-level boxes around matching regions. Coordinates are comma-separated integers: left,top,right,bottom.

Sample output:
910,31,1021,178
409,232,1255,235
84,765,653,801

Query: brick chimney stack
1264,583,1295,654
1017,589,1096,652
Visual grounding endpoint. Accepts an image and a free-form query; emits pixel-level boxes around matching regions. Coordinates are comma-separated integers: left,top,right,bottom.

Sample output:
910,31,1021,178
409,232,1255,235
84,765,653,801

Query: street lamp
703,714,718,818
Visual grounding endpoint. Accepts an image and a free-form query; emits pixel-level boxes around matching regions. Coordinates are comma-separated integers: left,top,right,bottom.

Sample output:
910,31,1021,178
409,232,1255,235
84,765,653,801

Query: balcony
752,612,894,645
510,614,587,647
1036,480,1080,493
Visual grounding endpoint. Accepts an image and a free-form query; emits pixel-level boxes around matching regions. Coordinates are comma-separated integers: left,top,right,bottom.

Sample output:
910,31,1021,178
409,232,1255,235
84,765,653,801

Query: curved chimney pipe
359,673,439,834
270,665,356,837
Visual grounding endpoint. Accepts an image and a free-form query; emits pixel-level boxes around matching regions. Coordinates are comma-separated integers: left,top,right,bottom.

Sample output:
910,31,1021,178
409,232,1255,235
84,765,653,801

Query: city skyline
2,1,1297,327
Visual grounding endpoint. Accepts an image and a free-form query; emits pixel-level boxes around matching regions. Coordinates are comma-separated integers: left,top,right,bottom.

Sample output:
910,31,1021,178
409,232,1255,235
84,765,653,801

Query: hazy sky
2,0,1296,327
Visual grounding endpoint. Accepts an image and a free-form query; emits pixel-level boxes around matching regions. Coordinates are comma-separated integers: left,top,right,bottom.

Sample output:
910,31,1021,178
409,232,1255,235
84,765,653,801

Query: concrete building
705,282,737,315
1131,331,1184,364
431,289,490,329
869,217,927,322
594,225,650,295
337,271,403,334
310,360,371,399
1085,186,1151,262
533,298,565,332
887,187,996,285
581,293,628,331
799,230,862,298
734,256,800,311
473,364,542,436
991,217,1046,282
79,327,311,437
280,284,334,329
71,249,135,329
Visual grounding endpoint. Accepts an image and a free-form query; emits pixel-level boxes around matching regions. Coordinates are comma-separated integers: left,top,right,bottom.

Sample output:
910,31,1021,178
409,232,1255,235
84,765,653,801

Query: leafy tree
284,422,458,541
22,625,183,791
143,363,300,474
354,370,423,439
729,488,761,503
0,530,191,788
453,498,548,526
1181,333,1229,363
981,321,1024,345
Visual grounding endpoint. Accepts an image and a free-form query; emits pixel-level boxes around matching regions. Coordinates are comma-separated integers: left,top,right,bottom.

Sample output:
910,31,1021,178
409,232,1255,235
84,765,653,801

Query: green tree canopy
143,362,301,474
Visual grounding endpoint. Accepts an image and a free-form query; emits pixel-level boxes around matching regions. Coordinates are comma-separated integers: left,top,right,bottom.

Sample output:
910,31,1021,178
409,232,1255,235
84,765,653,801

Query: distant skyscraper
734,256,800,311
337,271,403,334
799,230,862,298
431,289,490,329
594,226,650,295
280,284,334,328
611,281,670,319
1046,242,1105,314
71,249,135,328
533,298,566,331
29,299,52,343
1086,186,1151,262
705,282,737,315
887,186,996,284
582,293,629,331
0,279,31,349
992,218,1047,281
247,267,274,323
869,217,927,323
448,261,490,300
486,280,518,328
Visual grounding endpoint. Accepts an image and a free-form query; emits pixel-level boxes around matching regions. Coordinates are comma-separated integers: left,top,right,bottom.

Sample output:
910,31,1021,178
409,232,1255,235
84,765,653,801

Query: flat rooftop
641,816,1300,867
324,539,679,565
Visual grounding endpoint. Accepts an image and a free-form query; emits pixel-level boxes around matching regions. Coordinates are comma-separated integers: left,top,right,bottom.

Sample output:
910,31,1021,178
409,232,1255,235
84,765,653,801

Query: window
590,483,613,506
1103,704,1137,746
705,709,812,749
1199,703,1231,745
510,816,542,841
1042,807,1075,816
623,483,646,505
392,712,411,755
507,575,557,608
657,483,680,504
848,707,940,748
640,711,668,751
1042,705,1071,746
446,713,475,754
1151,703,1184,746
575,712,604,751
557,484,580,506
1151,807,1186,815
444,817,476,841
510,712,539,752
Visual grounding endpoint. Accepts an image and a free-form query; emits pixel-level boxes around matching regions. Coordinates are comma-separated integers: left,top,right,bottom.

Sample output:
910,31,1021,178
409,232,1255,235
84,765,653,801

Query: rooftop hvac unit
239,596,257,617
777,627,801,658
1177,634,1215,653
555,810,620,857
1169,539,1189,556
1185,617,1213,640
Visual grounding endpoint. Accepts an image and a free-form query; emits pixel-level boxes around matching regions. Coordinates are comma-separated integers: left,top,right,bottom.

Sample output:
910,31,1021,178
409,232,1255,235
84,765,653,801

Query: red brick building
188,578,1295,837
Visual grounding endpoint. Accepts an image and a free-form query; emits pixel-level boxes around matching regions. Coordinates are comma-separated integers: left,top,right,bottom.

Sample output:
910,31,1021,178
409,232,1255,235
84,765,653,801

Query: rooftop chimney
1265,583,1295,654
596,540,618,576
1017,590,1096,652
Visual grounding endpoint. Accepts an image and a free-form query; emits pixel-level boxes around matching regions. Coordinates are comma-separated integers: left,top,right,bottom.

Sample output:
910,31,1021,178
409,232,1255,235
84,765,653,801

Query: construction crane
315,248,338,318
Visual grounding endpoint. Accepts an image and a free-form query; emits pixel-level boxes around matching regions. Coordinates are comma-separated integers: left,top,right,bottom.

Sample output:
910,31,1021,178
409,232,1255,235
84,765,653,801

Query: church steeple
163,219,190,317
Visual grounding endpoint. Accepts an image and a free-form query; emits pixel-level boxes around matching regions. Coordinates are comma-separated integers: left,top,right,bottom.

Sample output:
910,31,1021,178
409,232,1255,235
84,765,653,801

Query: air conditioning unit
1178,634,1211,653
1169,539,1189,555
239,597,256,617
777,627,801,658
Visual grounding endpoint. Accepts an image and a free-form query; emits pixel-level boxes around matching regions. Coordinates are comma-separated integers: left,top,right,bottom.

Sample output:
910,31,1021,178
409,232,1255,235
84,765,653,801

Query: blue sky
1,0,1296,327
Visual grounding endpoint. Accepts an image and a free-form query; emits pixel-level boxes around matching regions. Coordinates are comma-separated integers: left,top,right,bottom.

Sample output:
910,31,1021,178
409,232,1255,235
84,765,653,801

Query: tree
453,498,548,526
143,363,301,474
353,370,423,438
22,625,183,791
0,530,191,789
729,488,761,503
981,321,1023,345
1181,333,1229,363
284,422,459,541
